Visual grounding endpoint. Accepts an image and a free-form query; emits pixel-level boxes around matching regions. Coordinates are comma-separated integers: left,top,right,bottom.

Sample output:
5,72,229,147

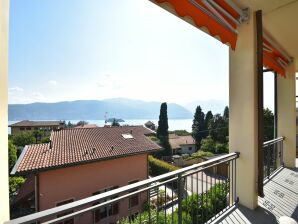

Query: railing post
266,146,271,178
177,174,183,224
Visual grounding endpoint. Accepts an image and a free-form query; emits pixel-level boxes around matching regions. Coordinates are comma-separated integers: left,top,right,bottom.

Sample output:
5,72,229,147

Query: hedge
148,155,179,176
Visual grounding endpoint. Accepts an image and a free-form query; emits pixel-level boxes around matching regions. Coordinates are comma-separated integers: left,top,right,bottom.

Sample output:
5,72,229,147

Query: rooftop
169,134,196,149
9,120,64,127
11,126,161,175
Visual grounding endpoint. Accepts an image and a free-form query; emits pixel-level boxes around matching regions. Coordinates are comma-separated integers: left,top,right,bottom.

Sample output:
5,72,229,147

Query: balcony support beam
277,60,296,168
229,9,258,209
0,0,10,222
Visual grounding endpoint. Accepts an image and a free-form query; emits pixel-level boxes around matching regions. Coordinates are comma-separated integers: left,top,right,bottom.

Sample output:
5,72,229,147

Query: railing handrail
6,152,239,224
263,136,285,147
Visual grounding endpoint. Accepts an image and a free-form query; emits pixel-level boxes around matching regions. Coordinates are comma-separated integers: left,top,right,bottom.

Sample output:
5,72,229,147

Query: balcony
6,138,298,224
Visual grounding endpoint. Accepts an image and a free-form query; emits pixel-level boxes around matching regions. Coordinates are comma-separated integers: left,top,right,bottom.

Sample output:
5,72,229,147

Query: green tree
200,136,216,153
66,121,75,128
12,132,35,147
204,111,213,138
9,176,25,195
76,120,89,126
111,119,120,127
156,103,171,157
157,102,169,139
223,106,229,120
8,140,17,171
209,114,228,143
192,106,205,146
264,108,274,141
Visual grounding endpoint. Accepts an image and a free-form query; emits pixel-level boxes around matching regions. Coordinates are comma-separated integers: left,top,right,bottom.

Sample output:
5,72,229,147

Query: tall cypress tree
204,111,213,138
223,106,229,121
157,102,171,156
192,106,205,146
157,102,169,139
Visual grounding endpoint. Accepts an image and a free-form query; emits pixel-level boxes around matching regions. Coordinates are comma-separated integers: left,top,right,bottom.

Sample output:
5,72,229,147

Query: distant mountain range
184,100,228,114
9,98,193,121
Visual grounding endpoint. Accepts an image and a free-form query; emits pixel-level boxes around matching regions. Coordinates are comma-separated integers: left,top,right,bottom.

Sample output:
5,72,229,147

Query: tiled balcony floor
212,160,298,224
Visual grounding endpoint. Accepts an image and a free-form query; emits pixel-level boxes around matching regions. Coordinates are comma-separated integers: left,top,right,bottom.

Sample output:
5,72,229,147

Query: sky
8,0,276,109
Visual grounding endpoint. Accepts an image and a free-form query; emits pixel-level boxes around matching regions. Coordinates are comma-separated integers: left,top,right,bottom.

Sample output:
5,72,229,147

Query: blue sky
8,0,275,109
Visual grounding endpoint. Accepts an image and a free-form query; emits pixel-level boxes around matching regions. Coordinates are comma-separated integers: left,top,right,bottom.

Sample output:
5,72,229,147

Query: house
9,120,65,135
74,124,98,129
169,134,197,155
11,126,161,223
144,121,156,131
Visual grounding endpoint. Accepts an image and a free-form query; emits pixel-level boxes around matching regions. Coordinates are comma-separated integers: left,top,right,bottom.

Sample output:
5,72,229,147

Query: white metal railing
7,152,240,224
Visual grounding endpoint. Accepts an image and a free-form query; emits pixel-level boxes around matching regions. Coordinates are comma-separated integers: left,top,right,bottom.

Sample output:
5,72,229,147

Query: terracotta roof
12,126,161,175
169,134,196,149
74,124,98,128
9,120,64,127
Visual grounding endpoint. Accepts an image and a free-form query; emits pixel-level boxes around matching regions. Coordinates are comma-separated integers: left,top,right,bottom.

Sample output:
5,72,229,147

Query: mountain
8,98,193,121
184,100,228,114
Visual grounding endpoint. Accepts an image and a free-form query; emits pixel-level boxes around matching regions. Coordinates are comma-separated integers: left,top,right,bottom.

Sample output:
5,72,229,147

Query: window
128,180,139,208
93,186,119,224
56,199,74,224
26,127,31,130
122,133,134,139
20,127,24,131
189,147,192,151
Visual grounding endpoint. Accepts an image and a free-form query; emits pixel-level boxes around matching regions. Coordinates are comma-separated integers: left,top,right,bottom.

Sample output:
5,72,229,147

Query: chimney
49,140,52,149
110,146,114,152
92,148,96,154
130,130,133,134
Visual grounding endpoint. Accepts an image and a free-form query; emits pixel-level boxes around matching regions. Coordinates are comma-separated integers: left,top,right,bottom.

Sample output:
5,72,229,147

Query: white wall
0,0,10,221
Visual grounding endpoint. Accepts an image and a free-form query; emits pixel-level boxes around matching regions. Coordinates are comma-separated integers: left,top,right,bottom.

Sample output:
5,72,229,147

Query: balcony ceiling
235,0,298,71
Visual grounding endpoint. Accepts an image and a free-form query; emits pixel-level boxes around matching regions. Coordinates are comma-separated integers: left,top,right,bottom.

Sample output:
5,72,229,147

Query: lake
8,119,193,134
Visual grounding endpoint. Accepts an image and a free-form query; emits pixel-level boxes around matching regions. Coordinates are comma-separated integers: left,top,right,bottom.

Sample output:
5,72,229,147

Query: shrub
8,140,17,171
9,176,25,195
12,132,35,147
215,143,229,154
186,150,214,160
200,136,216,153
149,156,179,177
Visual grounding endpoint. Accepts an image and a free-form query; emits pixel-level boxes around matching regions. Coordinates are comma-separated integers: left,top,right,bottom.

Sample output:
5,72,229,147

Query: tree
201,136,216,153
192,106,205,146
264,108,274,141
223,106,229,120
76,121,89,126
157,102,169,139
8,140,17,171
12,132,35,147
204,111,213,138
111,119,120,127
66,121,75,128
209,114,228,143
156,103,171,157
9,176,25,195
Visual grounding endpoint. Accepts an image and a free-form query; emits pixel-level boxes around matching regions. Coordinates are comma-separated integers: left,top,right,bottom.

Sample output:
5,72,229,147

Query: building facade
12,126,161,223
9,120,65,135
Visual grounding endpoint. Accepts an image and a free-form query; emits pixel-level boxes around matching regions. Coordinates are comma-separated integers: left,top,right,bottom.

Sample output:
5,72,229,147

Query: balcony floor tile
211,165,298,224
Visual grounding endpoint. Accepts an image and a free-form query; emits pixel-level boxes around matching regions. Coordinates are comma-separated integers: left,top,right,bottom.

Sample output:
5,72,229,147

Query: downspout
35,173,39,212
256,10,265,197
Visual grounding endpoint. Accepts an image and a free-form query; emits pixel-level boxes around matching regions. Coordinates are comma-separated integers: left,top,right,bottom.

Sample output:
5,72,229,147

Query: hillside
9,98,193,120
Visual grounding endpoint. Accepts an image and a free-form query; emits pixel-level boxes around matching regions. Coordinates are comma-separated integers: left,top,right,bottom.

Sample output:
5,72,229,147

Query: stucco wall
0,0,10,222
38,154,148,223
180,144,196,154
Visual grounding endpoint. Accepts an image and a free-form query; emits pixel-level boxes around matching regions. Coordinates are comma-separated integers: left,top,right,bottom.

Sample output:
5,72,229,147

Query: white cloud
9,86,24,92
48,80,58,86
96,72,124,89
